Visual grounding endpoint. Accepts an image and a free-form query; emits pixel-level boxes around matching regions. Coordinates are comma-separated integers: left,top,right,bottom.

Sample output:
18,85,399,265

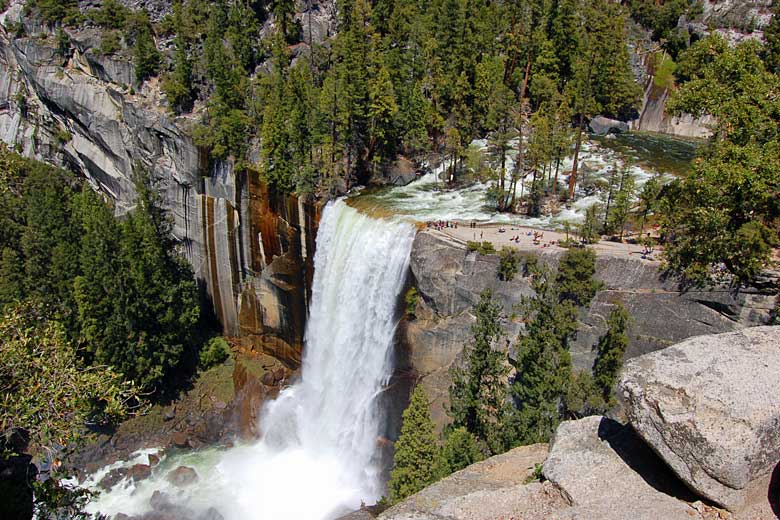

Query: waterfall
87,200,416,520
222,199,416,519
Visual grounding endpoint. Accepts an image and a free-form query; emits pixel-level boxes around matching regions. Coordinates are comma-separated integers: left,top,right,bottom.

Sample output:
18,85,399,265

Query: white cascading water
86,199,416,520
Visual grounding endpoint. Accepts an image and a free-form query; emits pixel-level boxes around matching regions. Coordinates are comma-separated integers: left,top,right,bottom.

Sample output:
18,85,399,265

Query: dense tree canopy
663,35,780,285
0,146,204,394
20,0,642,196
510,248,601,444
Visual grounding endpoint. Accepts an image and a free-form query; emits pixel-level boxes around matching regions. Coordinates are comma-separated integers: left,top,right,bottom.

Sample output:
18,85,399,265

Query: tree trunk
569,118,584,200
520,54,532,101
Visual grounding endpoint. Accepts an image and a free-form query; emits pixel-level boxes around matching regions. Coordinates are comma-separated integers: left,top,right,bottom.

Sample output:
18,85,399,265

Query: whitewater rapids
86,200,417,520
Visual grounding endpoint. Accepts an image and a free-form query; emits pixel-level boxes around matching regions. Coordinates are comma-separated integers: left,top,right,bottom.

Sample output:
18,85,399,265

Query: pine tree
20,166,80,307
92,169,201,392
555,247,601,307
0,247,24,307
510,248,600,443
763,1,780,73
161,1,194,113
592,303,630,405
606,170,636,240
449,289,509,453
564,369,605,418
636,174,661,236
388,385,440,503
260,36,296,191
664,36,780,285
367,44,399,173
73,187,128,368
271,0,297,42
133,25,161,84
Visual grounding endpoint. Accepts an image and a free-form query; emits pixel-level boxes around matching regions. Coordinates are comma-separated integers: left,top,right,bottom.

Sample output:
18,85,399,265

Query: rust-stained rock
231,335,302,370
169,432,190,449
232,357,272,440
129,464,152,482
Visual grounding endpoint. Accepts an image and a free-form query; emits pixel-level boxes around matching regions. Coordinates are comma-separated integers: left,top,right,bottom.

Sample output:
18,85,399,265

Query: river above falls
349,132,699,228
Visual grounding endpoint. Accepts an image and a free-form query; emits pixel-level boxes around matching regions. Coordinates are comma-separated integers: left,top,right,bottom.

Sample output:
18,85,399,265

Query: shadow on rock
596,417,700,503
769,462,780,519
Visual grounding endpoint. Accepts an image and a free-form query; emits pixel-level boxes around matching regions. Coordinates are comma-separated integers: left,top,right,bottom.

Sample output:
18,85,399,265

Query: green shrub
652,52,677,90
88,0,130,30
467,241,480,252
498,247,520,281
27,0,82,26
54,127,72,146
133,27,161,84
199,336,230,369
100,30,122,55
388,385,440,503
476,241,496,255
404,287,419,318
438,427,483,476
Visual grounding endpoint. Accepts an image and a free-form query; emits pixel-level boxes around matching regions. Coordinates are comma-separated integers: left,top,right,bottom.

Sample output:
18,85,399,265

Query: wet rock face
620,326,780,512
130,463,152,482
98,467,130,490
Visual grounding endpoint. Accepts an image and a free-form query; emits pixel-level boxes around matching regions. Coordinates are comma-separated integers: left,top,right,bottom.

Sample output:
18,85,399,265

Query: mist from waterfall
86,200,417,520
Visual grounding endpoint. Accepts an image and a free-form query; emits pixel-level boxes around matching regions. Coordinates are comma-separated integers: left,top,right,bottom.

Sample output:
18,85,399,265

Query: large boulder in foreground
543,416,723,520
620,326,780,511
378,443,565,520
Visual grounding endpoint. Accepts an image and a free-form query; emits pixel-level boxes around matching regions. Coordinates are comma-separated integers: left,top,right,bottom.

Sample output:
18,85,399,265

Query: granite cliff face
403,231,776,429
0,2,321,362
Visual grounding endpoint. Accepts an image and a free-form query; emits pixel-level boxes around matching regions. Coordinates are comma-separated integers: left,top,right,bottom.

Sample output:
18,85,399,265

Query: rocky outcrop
628,39,713,139
627,0,774,139
543,416,722,520
630,85,714,138
619,326,780,512
378,443,564,520
589,115,629,135
694,0,774,44
405,231,775,430
0,5,320,351
379,418,727,519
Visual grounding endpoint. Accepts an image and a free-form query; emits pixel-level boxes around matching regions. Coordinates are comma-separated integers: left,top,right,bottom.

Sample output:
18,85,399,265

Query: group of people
427,220,458,231
504,230,550,246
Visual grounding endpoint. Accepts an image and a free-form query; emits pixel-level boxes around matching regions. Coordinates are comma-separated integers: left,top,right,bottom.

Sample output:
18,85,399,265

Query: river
349,132,698,227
